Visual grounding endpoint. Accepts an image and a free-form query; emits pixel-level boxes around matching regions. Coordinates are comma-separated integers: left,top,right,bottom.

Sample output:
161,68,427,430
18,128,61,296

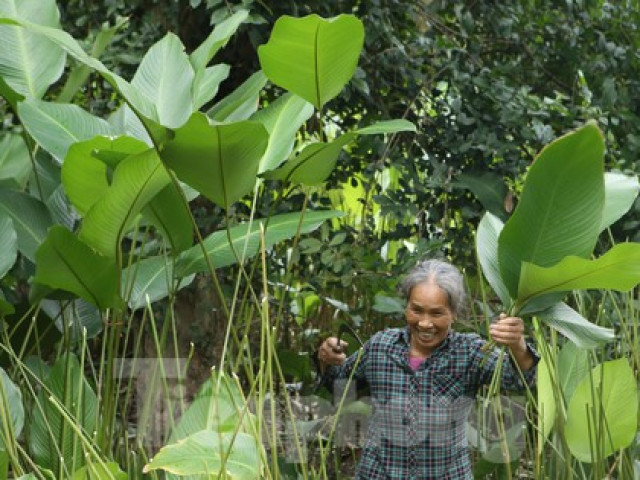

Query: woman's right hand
317,336,348,369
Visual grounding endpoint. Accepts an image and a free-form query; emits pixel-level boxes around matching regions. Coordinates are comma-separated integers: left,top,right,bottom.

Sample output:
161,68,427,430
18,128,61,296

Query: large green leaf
189,10,248,72
262,120,415,184
498,123,605,299
518,243,640,308
536,358,557,450
131,33,194,128
34,226,121,310
176,210,343,277
142,184,193,254
0,133,31,189
537,302,614,348
476,212,510,306
0,0,65,100
40,298,103,340
108,104,153,146
29,354,98,476
0,216,17,278
161,113,267,209
258,14,364,109
601,171,640,232
0,366,24,450
62,135,149,215
17,99,113,163
207,70,267,122
565,358,637,462
192,64,229,111
557,341,590,402
79,149,171,258
250,93,314,174
144,430,262,478
124,256,194,310
0,189,52,262
0,17,155,122
71,462,127,480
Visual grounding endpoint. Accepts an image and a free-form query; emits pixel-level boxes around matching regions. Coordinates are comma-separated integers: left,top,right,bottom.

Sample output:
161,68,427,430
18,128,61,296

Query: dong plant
0,0,414,477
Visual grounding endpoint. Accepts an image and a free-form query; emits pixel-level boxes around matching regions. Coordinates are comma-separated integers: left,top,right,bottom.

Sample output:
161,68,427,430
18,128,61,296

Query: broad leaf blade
79,149,171,258
189,9,248,71
143,430,262,478
161,113,267,209
250,93,314,174
35,226,121,310
0,0,65,99
258,14,364,109
557,341,590,402
565,358,638,462
207,70,267,122
176,210,343,277
0,133,31,189
0,189,52,262
537,302,614,348
519,243,640,306
18,99,113,163
476,212,511,306
498,123,605,299
192,64,229,111
0,366,24,450
601,171,639,232
131,33,194,128
0,216,17,278
62,135,149,215
536,358,556,450
142,184,193,254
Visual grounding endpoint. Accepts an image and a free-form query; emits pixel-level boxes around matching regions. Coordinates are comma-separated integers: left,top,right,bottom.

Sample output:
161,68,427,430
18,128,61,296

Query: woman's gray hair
399,259,467,316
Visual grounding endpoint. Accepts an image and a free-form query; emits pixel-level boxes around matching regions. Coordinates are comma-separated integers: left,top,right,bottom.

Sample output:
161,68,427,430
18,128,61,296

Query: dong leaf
131,33,194,128
476,212,510,306
176,210,343,278
250,93,314,174
0,133,31,189
79,149,170,258
144,430,262,478
0,366,24,450
190,10,248,71
498,123,605,299
536,358,557,450
518,243,640,309
565,358,637,462
557,341,590,402
258,14,364,109
192,64,229,111
62,135,149,215
537,302,614,348
161,113,267,209
207,70,267,122
34,226,121,310
601,171,640,232
0,189,52,262
0,0,65,101
0,216,17,278
142,184,193,254
17,99,113,164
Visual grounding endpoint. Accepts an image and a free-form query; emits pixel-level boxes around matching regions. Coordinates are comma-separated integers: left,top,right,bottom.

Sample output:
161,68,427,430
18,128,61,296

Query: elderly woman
317,259,538,479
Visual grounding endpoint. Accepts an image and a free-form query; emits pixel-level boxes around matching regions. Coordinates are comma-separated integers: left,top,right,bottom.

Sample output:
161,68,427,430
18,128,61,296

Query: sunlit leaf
192,64,229,111
189,9,248,71
536,357,557,451
557,341,589,402
601,171,639,232
565,358,637,462
258,14,364,109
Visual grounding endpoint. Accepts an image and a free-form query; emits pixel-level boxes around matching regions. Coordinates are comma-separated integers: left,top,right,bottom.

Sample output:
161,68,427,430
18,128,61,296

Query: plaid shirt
323,327,538,480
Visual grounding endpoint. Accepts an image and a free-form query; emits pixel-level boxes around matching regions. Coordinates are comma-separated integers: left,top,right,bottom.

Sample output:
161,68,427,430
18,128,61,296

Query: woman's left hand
489,313,527,353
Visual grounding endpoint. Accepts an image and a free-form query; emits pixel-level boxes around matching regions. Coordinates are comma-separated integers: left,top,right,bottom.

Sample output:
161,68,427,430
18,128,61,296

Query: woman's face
405,280,455,357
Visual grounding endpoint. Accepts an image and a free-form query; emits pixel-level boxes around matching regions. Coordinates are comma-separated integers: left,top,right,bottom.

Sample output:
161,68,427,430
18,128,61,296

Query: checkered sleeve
318,340,370,393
